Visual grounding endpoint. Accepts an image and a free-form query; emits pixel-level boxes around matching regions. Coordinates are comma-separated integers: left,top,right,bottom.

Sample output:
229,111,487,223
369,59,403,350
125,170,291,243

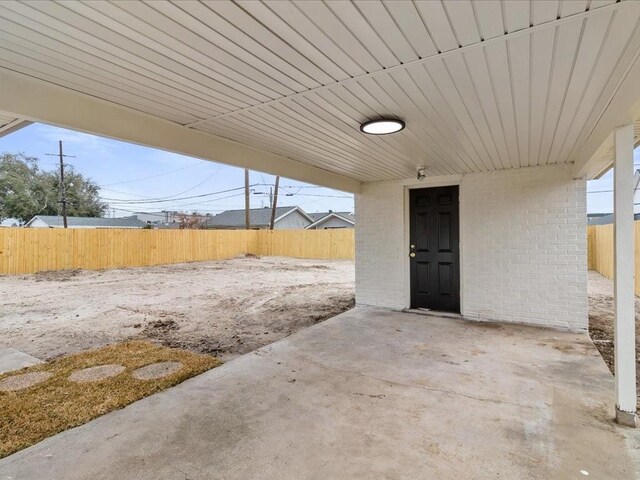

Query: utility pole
45,141,75,228
269,176,280,230
59,140,67,228
244,168,250,229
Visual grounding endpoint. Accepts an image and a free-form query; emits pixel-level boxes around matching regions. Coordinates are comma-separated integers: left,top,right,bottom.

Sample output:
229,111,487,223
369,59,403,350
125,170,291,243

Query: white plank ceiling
0,0,639,182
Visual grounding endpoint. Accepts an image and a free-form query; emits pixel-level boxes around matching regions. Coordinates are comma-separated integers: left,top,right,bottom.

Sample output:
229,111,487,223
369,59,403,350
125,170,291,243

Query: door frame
402,179,464,314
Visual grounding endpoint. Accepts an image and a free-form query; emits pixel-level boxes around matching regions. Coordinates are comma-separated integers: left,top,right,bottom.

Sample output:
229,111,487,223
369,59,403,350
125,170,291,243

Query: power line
110,206,235,214
155,192,248,208
247,183,352,198
100,168,221,202
106,189,354,215
101,185,258,204
106,192,248,210
102,190,354,212
101,161,203,186
100,189,353,206
283,193,352,198
163,165,221,198
100,187,156,198
588,189,640,194
99,178,350,205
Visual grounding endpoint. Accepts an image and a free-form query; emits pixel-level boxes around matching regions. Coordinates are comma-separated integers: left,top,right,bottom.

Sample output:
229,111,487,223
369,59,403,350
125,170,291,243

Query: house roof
205,207,310,228
154,222,181,229
26,215,147,228
588,213,640,226
0,218,21,227
306,212,355,229
308,212,353,222
2,1,639,189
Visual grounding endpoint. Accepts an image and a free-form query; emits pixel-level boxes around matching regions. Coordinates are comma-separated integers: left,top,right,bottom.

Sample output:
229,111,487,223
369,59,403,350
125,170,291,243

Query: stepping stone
0,371,52,392
69,364,126,383
132,362,183,380
0,348,43,375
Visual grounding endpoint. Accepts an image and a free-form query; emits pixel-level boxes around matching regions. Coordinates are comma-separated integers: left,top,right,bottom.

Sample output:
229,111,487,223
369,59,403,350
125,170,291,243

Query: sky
587,147,640,214
0,123,355,219
1,122,638,217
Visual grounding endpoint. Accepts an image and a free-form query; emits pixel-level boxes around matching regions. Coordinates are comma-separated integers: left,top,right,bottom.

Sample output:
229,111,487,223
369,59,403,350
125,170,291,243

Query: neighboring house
588,213,640,225
124,212,168,223
125,212,211,228
125,211,197,224
306,211,355,229
587,213,611,225
204,206,312,230
153,222,181,230
25,215,146,229
0,218,21,227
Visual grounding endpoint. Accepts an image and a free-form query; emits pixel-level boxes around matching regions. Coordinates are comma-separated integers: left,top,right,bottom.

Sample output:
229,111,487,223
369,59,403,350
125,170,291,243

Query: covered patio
2,0,640,470
0,308,636,479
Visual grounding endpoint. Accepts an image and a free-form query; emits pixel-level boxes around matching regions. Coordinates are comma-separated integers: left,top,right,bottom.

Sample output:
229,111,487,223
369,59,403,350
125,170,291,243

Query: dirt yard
0,257,355,362
588,270,640,406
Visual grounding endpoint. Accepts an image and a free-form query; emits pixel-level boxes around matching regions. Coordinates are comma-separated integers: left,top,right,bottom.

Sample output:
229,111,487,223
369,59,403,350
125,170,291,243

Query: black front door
409,186,460,312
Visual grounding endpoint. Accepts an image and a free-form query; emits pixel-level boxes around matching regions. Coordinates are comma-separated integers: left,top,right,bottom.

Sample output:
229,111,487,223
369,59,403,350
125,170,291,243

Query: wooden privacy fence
0,228,355,275
587,222,640,295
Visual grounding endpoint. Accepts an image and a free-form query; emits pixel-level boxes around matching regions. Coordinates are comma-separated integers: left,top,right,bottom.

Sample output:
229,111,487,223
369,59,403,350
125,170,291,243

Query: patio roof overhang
0,112,31,138
576,119,640,179
1,1,640,191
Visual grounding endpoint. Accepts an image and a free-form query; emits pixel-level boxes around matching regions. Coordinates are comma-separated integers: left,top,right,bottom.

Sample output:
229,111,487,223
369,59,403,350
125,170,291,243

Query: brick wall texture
355,164,588,330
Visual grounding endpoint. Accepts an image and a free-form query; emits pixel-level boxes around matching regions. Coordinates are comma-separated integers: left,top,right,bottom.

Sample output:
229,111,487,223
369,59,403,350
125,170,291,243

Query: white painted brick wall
460,165,587,330
355,180,407,310
355,164,588,331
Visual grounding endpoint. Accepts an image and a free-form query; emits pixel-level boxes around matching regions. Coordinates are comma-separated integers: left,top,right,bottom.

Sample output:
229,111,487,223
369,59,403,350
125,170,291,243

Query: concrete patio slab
1,308,639,479
0,348,42,375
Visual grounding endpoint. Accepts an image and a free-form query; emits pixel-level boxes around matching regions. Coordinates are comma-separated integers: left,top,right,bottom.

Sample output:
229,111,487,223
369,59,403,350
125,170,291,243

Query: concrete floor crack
292,352,544,411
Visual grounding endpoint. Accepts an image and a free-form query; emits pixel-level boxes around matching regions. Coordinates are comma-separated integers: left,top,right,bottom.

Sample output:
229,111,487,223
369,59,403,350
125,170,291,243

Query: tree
176,211,207,229
0,152,106,222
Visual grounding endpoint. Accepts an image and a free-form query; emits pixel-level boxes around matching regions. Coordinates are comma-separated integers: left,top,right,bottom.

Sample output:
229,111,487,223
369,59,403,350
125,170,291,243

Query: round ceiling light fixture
360,118,405,135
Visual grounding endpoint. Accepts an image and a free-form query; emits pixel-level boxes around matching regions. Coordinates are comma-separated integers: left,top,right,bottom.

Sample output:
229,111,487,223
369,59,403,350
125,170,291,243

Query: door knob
409,252,416,258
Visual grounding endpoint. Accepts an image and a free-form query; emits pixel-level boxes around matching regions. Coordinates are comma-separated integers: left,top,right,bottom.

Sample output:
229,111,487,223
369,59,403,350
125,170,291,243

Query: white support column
614,123,637,427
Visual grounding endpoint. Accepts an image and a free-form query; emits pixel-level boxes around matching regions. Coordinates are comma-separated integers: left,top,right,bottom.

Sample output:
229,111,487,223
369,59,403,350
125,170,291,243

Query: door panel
410,186,460,312
416,213,430,251
416,262,431,294
438,262,453,295
437,193,453,205
438,212,451,252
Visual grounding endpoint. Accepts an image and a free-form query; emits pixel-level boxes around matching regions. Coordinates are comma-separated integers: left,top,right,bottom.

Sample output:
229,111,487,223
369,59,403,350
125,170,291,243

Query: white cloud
36,125,108,148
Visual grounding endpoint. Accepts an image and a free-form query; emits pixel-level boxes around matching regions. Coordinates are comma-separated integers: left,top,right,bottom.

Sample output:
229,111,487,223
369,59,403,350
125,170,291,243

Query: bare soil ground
0,257,355,362
588,270,640,405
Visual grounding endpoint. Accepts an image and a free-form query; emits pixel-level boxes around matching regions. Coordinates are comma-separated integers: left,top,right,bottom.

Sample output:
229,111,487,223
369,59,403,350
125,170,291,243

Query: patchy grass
0,341,220,458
